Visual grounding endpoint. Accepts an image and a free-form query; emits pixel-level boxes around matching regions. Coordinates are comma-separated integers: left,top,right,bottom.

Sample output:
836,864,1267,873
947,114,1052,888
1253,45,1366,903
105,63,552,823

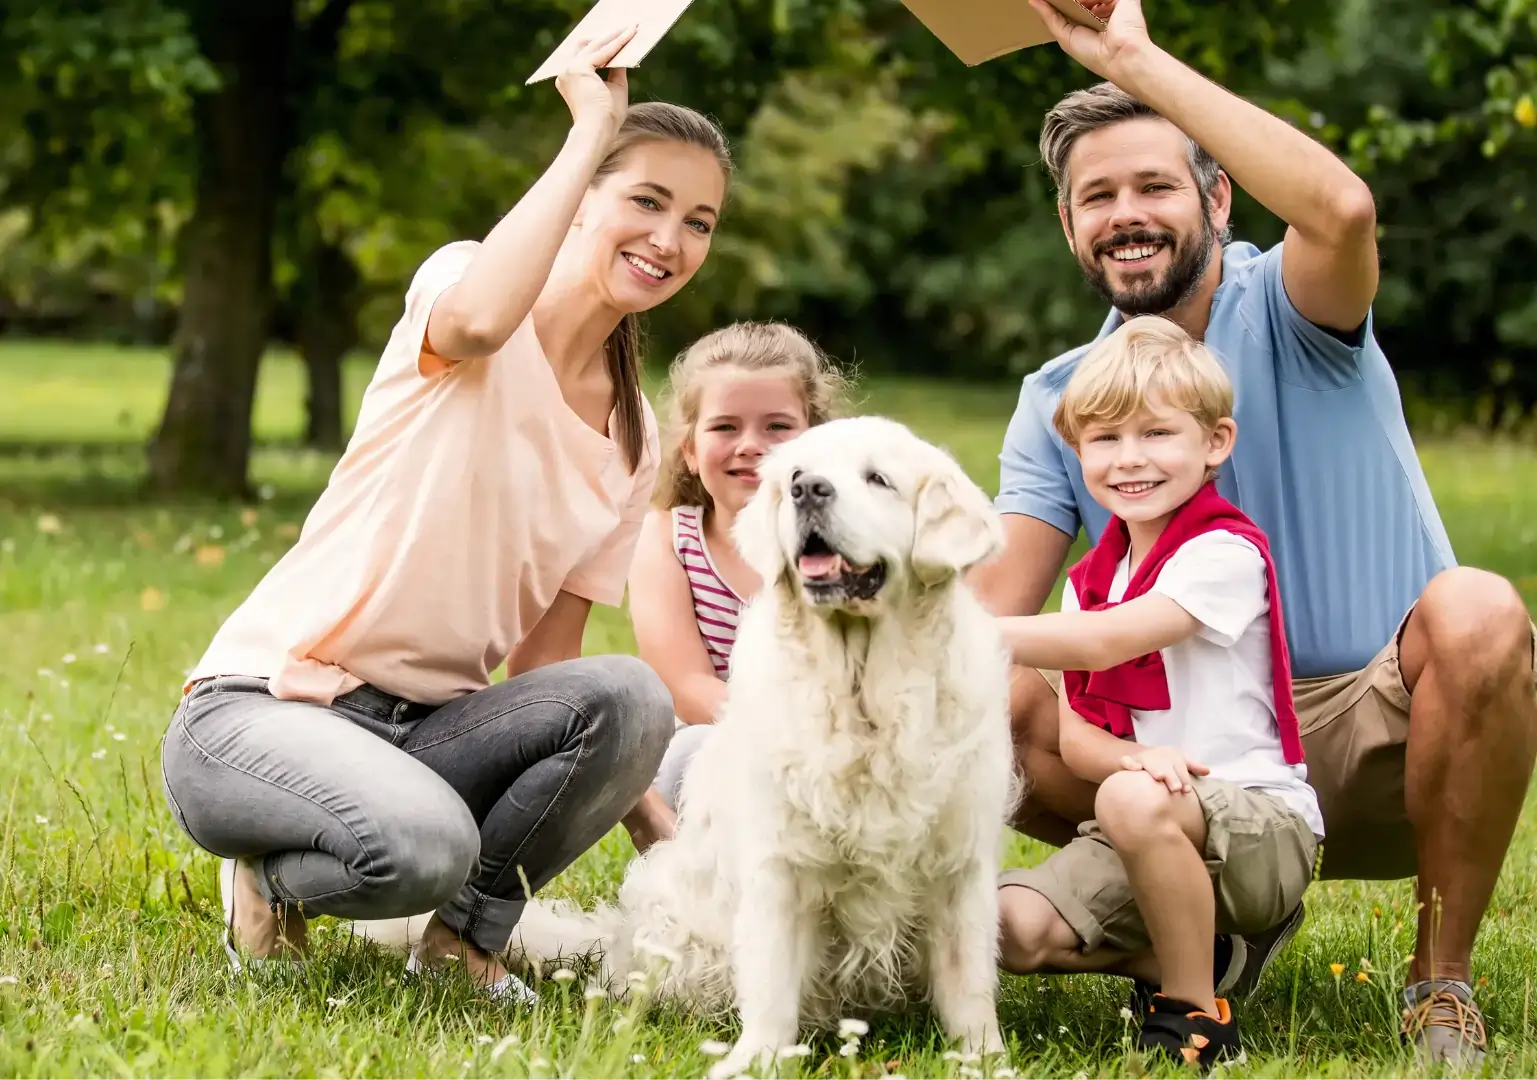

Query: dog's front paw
706,1040,774,1080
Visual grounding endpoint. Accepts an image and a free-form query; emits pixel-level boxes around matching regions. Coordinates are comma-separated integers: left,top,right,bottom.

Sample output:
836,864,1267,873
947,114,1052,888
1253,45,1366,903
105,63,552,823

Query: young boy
996,314,1322,1069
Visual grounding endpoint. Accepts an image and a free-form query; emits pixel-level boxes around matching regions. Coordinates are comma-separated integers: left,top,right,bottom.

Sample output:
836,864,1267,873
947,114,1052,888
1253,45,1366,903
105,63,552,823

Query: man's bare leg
1007,665,1099,847
1398,568,1537,985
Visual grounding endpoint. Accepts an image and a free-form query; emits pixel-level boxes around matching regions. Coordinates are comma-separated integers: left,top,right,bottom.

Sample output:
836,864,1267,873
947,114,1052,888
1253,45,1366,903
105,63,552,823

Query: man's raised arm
1030,0,1378,335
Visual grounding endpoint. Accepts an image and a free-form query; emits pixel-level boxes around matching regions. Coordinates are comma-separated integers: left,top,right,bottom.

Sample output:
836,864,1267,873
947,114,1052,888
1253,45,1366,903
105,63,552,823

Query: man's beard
1075,205,1219,317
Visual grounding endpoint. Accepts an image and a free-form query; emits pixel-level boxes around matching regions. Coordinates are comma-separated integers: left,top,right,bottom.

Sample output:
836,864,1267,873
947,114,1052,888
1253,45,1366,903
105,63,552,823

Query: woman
159,27,731,999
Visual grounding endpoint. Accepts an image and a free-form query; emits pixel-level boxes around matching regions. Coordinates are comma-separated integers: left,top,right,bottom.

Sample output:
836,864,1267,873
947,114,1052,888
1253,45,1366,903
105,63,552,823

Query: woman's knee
364,796,481,912
565,654,675,778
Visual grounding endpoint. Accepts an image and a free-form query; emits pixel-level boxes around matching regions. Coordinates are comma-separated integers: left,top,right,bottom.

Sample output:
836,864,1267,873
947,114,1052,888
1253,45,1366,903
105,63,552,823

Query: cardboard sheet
899,0,1105,66
527,0,697,85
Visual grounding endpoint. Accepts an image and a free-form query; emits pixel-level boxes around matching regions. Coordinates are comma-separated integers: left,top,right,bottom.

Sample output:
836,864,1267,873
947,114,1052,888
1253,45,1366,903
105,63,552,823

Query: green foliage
2,0,1537,429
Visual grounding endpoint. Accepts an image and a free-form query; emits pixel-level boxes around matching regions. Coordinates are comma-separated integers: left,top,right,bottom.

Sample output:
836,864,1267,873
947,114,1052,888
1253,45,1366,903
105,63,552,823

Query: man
976,0,1537,1066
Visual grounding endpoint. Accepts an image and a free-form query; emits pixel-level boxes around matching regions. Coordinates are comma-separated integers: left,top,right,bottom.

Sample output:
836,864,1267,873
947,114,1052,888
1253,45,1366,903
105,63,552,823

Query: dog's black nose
791,473,835,508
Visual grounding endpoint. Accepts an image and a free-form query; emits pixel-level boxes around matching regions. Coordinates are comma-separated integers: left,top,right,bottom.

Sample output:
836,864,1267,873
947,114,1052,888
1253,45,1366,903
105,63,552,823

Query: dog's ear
911,468,1006,586
732,472,789,582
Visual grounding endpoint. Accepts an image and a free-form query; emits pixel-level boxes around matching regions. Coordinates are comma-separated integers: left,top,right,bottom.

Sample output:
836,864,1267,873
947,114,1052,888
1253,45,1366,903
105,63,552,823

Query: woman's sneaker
1136,994,1241,1071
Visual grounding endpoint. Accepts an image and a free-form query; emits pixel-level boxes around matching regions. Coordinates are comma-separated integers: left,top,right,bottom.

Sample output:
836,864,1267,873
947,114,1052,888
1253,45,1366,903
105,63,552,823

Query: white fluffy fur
356,416,1020,1077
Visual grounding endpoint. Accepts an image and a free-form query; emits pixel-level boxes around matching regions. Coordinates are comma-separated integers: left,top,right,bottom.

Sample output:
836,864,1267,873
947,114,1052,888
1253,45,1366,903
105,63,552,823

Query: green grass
1,340,1535,1077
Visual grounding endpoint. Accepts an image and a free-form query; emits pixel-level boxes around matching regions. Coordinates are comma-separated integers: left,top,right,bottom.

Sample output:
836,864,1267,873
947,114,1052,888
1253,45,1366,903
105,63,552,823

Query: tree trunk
297,243,362,451
145,2,297,499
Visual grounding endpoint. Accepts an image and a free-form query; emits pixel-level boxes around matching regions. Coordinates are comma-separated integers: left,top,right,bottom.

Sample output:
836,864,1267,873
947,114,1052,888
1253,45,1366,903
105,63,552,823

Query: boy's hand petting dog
1119,746,1209,795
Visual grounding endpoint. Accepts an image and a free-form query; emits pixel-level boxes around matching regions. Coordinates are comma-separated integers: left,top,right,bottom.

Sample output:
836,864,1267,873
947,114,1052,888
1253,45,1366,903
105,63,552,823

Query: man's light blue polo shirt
996,240,1455,679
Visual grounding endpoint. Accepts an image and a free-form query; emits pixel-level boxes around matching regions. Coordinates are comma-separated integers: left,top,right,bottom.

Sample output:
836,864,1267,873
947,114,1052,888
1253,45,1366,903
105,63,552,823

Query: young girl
625,321,850,839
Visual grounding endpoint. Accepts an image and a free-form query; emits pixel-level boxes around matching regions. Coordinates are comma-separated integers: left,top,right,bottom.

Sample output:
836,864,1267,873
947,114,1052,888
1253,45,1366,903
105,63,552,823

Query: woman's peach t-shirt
185,240,660,707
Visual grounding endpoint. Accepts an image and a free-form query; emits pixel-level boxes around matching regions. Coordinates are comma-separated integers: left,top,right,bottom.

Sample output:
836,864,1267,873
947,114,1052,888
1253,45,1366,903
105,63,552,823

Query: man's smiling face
1059,117,1229,317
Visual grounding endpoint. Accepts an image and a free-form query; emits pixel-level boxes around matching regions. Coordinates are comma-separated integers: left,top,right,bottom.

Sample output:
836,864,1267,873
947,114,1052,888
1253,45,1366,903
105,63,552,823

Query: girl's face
684,368,810,517
577,140,726,314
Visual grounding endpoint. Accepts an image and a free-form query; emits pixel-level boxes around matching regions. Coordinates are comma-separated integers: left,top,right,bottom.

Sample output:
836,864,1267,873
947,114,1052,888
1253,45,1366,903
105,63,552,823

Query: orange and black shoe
1136,994,1241,1070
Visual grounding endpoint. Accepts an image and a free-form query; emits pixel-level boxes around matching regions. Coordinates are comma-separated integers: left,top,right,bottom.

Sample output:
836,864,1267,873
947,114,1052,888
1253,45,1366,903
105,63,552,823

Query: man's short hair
1040,81,1223,211
1052,314,1234,449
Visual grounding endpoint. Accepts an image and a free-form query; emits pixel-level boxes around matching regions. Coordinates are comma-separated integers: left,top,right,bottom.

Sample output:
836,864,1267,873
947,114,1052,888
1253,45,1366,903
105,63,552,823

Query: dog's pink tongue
798,553,841,579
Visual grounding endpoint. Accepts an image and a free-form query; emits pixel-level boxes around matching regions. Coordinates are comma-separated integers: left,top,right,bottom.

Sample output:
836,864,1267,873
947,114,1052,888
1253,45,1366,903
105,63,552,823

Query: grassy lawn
0,340,1534,1077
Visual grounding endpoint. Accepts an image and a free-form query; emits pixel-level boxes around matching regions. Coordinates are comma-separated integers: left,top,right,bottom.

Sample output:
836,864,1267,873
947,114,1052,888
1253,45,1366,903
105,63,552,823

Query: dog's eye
865,470,892,490
791,468,804,484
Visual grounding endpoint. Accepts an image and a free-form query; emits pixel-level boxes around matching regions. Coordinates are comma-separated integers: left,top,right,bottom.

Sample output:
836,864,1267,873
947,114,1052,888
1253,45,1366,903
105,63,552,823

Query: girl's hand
555,25,637,142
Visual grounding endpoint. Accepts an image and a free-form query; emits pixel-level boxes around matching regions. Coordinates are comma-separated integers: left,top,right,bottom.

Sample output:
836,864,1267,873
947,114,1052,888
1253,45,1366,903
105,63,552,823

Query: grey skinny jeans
160,655,673,954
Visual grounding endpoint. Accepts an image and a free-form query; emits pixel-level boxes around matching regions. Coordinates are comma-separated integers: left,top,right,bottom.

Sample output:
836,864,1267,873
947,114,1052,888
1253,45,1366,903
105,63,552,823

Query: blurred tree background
0,0,1533,497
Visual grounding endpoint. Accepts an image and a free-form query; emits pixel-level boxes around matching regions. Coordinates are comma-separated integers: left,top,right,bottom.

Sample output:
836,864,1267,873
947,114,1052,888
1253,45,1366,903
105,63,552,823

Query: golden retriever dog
360,416,1019,1076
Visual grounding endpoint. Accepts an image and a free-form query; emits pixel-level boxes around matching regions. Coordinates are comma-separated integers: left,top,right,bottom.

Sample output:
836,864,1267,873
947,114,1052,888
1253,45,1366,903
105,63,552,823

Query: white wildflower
490,1034,519,1061
94,643,110,654
531,1055,549,1068
776,1044,812,1059
475,1034,494,1045
839,1042,859,1057
994,1070,1018,1078
959,1068,982,1079
550,967,576,983
37,668,54,679
62,653,76,665
699,1040,731,1056
0,975,17,985
838,1018,869,1037
583,983,605,1001
113,733,127,742
631,1054,646,1064
1058,1024,1068,1034
1120,1006,1134,1020
91,750,106,761
34,816,47,825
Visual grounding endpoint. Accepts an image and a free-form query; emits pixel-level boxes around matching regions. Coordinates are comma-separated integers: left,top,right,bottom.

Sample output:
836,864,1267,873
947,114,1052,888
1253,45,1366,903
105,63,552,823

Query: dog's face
731,416,1005,614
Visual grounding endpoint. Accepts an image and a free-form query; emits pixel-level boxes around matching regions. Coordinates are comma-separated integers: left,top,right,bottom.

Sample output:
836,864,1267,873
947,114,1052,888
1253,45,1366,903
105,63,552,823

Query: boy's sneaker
1128,932,1245,1011
1137,994,1241,1070
1230,900,1306,996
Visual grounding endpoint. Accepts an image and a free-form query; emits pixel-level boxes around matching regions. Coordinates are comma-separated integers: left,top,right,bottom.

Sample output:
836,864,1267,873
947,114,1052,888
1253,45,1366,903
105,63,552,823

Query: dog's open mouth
796,531,887,602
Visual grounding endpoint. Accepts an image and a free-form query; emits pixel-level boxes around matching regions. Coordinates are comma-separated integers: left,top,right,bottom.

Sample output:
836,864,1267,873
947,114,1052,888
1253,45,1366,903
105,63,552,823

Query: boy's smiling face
1077,392,1236,532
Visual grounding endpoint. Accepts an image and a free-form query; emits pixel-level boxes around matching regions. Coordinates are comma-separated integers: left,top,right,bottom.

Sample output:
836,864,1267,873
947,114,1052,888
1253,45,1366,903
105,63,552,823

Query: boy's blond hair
1052,314,1234,448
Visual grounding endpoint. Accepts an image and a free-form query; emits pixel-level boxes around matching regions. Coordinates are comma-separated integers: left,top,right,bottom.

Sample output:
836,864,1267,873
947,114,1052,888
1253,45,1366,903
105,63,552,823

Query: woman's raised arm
426,26,636,362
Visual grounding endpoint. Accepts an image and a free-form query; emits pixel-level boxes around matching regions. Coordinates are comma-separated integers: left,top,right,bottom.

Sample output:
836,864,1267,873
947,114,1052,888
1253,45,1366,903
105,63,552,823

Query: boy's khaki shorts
1000,777,1318,953
1028,609,1536,883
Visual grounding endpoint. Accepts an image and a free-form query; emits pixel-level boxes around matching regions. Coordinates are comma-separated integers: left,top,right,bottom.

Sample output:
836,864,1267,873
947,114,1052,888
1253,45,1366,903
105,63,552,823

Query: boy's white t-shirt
1062,529,1325,838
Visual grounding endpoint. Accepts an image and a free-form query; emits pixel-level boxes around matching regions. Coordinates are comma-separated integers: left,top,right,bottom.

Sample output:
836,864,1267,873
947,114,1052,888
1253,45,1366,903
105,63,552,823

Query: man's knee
1009,665,1060,752
1413,568,1532,680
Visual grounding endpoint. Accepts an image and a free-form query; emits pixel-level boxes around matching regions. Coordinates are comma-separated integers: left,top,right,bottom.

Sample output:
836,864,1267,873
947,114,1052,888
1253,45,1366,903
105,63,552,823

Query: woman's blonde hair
654,321,850,511
1052,314,1233,448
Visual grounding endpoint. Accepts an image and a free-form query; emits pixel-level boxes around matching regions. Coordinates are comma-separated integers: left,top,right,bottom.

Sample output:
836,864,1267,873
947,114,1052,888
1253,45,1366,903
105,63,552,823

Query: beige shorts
1001,777,1318,953
1033,611,1537,882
